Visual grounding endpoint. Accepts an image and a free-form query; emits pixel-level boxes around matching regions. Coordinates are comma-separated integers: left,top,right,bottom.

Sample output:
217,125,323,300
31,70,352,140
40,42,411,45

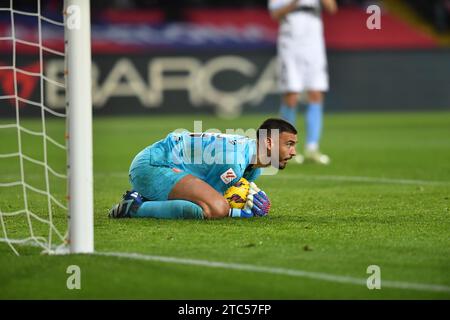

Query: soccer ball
224,177,250,209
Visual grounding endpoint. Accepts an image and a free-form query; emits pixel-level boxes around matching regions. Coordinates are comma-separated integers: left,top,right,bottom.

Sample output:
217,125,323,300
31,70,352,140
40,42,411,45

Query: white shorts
277,13,329,93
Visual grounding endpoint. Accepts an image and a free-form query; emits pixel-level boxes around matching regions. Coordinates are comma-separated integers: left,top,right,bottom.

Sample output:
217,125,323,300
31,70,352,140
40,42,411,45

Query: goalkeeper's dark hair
257,118,297,141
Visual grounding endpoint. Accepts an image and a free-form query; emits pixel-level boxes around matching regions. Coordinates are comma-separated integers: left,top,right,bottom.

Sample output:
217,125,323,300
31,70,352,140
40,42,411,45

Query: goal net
0,0,93,255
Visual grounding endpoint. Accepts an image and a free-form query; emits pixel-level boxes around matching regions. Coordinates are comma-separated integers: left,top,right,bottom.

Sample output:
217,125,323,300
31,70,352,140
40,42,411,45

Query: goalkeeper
108,118,297,219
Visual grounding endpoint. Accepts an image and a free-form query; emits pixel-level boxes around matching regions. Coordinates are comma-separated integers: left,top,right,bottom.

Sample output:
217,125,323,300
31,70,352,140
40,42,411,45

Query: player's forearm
270,0,300,21
321,0,338,14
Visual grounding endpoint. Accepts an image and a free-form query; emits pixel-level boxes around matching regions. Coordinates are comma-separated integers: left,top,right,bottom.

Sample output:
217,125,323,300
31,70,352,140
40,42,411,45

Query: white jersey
269,0,320,9
268,0,329,92
269,0,323,44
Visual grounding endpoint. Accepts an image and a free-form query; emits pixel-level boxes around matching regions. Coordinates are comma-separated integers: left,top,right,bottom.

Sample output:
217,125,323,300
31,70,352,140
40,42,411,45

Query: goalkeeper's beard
278,156,292,169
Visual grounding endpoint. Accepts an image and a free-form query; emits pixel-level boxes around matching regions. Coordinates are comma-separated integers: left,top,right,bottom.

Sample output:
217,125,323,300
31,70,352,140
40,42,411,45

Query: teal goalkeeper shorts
129,165,189,201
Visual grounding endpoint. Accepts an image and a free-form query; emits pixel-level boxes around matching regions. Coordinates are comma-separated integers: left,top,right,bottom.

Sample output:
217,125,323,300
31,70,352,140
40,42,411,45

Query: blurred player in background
269,0,338,164
108,119,297,220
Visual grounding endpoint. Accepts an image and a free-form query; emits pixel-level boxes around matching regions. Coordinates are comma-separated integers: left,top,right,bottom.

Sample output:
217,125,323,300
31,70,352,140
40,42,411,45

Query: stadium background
1,0,450,117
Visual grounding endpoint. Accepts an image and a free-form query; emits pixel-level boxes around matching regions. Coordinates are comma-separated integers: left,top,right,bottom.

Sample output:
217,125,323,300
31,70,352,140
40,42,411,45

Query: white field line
95,251,450,294
1,239,449,294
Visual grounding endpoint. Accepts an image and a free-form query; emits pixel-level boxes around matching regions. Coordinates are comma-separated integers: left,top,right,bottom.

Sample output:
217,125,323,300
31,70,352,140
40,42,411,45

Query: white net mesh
0,0,68,255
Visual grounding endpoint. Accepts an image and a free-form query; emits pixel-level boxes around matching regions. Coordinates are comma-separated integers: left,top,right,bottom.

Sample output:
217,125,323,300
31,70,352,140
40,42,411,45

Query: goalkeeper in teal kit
108,118,298,219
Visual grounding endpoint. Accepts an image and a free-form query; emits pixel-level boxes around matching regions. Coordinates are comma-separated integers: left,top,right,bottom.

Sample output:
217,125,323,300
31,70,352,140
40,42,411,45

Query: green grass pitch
0,112,449,299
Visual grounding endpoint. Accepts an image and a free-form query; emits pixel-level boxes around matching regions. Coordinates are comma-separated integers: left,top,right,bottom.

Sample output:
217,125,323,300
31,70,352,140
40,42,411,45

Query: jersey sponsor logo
220,168,237,184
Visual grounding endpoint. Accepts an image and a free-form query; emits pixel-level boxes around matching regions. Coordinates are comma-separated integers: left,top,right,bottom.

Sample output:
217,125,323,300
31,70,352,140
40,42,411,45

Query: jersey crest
220,168,237,184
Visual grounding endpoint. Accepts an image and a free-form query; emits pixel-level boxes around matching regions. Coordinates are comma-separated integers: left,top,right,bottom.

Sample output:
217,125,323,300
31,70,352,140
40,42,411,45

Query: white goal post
65,0,93,254
0,0,93,255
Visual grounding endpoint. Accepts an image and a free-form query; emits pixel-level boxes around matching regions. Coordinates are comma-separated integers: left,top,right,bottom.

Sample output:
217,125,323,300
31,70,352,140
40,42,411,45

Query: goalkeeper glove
244,182,271,217
227,183,271,218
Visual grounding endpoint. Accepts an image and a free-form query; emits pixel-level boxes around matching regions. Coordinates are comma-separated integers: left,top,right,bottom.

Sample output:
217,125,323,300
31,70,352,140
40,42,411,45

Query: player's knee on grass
199,197,230,219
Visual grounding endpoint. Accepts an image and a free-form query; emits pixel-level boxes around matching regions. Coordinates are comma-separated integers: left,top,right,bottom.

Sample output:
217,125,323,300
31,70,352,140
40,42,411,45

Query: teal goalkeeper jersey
129,131,262,194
